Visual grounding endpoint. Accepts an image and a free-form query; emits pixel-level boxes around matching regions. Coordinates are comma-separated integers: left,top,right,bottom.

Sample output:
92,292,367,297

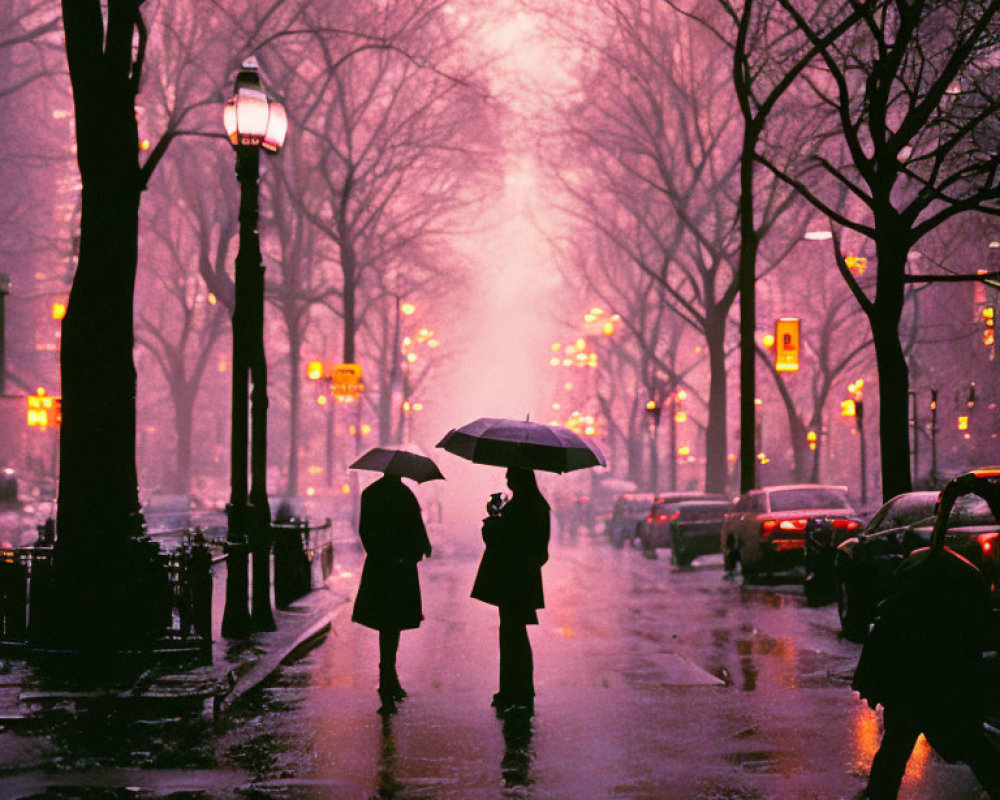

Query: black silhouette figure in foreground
852,547,1000,799
471,467,550,717
351,474,432,715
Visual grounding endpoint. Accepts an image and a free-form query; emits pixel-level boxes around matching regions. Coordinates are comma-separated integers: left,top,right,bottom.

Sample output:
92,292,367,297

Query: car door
723,494,748,544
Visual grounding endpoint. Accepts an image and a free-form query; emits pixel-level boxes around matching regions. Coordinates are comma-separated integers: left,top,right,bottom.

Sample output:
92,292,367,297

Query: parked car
834,472,1000,642
668,498,735,566
606,493,655,548
639,492,729,551
721,484,859,580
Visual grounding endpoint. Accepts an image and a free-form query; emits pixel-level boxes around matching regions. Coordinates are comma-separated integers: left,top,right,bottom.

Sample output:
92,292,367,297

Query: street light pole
221,58,287,636
668,392,678,493
646,399,661,494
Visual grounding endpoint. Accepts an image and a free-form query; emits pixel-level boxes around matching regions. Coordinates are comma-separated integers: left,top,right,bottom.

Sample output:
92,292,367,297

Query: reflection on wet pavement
0,538,991,800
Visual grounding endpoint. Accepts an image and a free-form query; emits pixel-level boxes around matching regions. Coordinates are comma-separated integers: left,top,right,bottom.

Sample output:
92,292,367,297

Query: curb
212,592,349,718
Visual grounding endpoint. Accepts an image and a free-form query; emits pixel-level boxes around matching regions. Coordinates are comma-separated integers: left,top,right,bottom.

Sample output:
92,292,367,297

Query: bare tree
551,0,804,493
270,1,493,370
758,0,1000,500
757,244,871,485
0,0,61,101
136,146,234,496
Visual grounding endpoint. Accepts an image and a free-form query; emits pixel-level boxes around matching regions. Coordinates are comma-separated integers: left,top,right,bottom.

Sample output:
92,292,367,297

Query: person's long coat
352,475,431,631
471,490,550,619
851,547,991,759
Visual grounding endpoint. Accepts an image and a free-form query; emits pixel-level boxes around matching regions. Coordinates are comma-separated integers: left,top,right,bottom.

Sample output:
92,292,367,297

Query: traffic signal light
844,256,867,276
645,399,661,427
983,306,994,347
306,361,324,381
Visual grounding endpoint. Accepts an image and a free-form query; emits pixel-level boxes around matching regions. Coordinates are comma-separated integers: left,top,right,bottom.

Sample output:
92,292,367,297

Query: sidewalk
0,548,354,726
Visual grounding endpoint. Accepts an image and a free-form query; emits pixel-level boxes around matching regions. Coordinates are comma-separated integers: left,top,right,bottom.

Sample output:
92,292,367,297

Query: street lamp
221,57,286,637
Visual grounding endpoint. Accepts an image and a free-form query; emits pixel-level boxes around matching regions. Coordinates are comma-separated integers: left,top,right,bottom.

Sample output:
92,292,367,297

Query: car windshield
768,487,851,512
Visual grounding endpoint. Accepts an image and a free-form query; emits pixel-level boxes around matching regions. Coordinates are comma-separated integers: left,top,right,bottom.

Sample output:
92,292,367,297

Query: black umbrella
436,417,607,474
349,446,445,483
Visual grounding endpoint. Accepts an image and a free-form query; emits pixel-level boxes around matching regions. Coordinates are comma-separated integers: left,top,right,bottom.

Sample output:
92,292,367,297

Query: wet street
0,529,993,800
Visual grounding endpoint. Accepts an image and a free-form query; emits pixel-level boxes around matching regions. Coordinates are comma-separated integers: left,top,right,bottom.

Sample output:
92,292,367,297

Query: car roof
756,484,849,494
673,499,732,509
654,491,726,502
962,467,1000,480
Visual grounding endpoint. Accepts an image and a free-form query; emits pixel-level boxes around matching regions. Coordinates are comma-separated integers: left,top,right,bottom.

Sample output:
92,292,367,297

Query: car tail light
654,510,680,523
978,532,999,555
832,519,860,530
762,518,808,537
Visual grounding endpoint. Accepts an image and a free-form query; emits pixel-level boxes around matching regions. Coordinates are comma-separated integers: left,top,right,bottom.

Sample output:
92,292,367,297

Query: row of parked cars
605,468,1000,642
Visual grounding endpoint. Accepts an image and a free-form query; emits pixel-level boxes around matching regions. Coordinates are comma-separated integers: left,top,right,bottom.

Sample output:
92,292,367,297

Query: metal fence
272,517,334,608
0,517,335,651
0,536,214,652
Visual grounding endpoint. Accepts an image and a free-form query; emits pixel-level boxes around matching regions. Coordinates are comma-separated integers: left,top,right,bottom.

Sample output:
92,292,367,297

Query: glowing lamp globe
222,57,287,153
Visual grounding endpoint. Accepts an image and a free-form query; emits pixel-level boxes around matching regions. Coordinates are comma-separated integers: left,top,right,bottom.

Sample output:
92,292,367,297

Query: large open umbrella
349,446,445,483
436,417,606,474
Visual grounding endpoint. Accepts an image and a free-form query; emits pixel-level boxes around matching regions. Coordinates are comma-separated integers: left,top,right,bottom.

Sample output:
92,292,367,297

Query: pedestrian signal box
27,389,61,429
775,318,800,372
332,363,364,400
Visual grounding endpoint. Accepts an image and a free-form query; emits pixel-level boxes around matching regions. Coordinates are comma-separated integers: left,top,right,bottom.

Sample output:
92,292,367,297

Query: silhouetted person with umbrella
472,466,550,717
852,547,1000,799
351,473,433,715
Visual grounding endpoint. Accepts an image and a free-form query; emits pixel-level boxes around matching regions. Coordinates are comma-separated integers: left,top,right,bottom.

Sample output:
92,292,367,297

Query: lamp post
221,57,287,636
645,398,661,493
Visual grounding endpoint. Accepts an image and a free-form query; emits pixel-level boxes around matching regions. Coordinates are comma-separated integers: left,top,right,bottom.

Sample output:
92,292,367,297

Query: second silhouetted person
472,466,550,717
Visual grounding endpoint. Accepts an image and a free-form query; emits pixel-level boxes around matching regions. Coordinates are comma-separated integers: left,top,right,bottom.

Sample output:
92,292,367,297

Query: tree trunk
766,365,809,482
704,310,729,495
172,388,194,496
54,0,150,649
340,241,357,364
738,124,760,495
626,410,645,487
286,323,302,497
869,237,911,502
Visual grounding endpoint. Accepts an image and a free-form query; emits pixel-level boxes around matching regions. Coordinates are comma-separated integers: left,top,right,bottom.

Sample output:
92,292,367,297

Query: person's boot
377,688,397,716
390,670,407,701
